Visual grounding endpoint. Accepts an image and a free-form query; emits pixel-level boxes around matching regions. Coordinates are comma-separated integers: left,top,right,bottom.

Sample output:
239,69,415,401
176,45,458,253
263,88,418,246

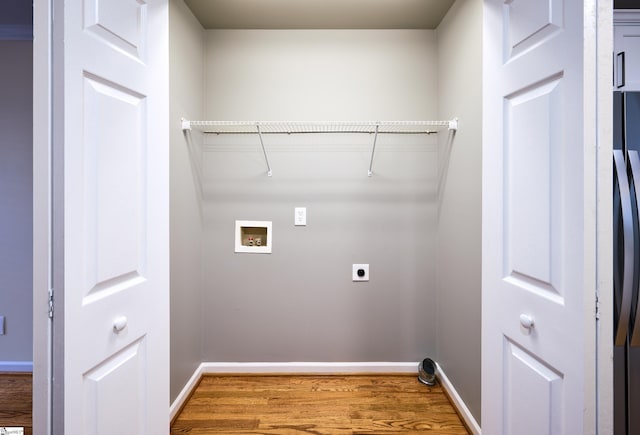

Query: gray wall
0,40,33,365
435,0,483,423
199,30,440,362
0,1,31,26
169,0,205,402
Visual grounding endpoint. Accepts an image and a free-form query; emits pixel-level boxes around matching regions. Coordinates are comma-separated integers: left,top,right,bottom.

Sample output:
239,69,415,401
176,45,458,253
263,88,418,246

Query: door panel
56,0,168,432
503,338,563,435
84,0,147,60
504,75,563,298
82,73,146,300
83,338,147,435
505,0,563,60
483,0,595,433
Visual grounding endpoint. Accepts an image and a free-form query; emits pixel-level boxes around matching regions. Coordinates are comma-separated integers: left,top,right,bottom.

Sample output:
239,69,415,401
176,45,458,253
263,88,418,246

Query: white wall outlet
294,207,306,226
352,264,369,281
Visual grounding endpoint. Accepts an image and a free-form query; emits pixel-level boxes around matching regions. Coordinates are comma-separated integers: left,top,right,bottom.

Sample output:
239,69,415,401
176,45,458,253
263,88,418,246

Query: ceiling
184,0,456,30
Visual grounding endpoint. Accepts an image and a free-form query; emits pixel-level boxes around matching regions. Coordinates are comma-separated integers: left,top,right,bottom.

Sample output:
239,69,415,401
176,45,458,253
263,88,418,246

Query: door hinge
48,289,54,319
595,294,600,320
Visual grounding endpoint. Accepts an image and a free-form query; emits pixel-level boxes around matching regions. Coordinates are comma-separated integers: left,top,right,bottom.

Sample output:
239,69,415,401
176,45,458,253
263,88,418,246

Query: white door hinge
48,289,54,319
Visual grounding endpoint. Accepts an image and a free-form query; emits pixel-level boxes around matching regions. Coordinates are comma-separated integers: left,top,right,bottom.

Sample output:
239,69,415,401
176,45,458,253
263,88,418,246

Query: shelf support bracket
448,118,459,131
256,124,273,177
368,124,380,177
181,118,191,131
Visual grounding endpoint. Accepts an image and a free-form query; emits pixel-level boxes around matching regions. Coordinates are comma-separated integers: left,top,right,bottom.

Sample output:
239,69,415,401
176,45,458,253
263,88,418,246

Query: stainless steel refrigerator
613,91,640,435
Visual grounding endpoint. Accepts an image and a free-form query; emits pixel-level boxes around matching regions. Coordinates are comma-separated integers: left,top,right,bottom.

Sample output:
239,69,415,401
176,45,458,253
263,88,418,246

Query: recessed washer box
235,220,272,254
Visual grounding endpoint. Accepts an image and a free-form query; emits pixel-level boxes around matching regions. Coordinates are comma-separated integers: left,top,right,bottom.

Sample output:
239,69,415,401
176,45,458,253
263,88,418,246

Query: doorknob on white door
519,314,534,330
113,316,128,333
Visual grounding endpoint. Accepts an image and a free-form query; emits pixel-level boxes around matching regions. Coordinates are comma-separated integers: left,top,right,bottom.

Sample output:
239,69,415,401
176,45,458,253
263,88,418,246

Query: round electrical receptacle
357,269,366,277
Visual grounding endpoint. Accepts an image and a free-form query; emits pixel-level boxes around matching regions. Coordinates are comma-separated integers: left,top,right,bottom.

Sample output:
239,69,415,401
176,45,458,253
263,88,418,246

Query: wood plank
0,373,32,435
171,374,469,434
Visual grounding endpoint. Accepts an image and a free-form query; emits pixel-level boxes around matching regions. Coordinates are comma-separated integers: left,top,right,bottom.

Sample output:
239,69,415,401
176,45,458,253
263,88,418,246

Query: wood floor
0,372,469,434
0,373,32,435
171,374,470,434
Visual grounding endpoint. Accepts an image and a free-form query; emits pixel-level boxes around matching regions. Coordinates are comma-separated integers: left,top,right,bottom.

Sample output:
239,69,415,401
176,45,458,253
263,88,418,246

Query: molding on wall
170,361,418,421
436,363,481,435
0,361,33,372
199,361,418,374
0,24,33,40
170,364,204,422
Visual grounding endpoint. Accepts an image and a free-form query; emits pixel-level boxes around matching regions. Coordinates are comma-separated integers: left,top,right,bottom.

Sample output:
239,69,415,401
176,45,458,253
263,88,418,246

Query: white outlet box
352,264,369,281
235,220,272,254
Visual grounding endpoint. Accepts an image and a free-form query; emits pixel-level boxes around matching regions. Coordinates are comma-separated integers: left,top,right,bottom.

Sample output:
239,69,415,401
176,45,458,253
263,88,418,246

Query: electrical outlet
295,207,306,226
0,315,5,335
352,264,369,282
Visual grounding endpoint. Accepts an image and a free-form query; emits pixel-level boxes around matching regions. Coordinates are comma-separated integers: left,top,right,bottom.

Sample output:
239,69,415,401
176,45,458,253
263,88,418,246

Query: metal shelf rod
256,124,273,177
368,124,380,177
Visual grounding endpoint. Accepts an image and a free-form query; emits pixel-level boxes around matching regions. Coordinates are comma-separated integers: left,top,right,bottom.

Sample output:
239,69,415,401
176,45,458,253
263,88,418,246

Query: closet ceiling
184,0,456,29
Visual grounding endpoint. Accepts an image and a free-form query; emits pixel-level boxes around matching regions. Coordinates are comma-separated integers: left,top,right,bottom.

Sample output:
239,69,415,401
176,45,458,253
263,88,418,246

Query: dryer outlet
352,264,369,282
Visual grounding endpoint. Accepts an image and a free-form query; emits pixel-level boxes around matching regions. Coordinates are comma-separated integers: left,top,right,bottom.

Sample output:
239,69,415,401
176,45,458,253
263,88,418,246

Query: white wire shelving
181,119,458,177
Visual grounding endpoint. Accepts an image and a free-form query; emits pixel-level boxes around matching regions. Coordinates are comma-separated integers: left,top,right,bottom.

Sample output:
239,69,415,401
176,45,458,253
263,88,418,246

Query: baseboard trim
170,361,417,421
0,25,33,40
170,365,204,422
0,361,33,372
436,363,481,435
199,361,418,374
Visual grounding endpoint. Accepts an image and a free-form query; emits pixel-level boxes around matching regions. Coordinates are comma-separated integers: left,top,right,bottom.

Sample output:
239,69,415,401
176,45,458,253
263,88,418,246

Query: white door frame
595,1,614,433
33,0,66,431
588,2,615,433
33,0,53,431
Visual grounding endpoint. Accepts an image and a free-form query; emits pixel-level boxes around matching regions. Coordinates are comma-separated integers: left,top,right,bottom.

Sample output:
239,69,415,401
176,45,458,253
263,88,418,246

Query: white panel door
55,0,169,433
482,0,596,433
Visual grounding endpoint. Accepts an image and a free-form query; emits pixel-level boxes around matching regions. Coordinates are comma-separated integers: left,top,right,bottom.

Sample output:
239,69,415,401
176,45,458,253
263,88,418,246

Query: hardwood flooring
171,374,470,434
0,372,468,434
0,373,32,435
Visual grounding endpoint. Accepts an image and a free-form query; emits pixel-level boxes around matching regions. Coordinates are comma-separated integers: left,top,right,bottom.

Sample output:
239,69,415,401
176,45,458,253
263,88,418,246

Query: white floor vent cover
0,428,24,435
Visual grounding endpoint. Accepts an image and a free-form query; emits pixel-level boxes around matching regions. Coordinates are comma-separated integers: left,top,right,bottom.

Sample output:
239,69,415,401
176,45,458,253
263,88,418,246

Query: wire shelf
182,119,458,134
180,118,458,177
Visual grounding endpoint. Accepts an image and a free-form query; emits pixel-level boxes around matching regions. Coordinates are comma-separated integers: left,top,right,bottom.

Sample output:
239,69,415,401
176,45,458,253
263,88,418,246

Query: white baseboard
170,364,204,422
436,363,481,435
199,361,418,374
170,361,417,421
0,361,33,372
170,360,481,435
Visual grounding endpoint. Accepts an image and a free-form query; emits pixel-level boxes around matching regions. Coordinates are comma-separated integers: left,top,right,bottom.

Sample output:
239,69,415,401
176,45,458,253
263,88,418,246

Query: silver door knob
113,316,128,333
519,314,534,329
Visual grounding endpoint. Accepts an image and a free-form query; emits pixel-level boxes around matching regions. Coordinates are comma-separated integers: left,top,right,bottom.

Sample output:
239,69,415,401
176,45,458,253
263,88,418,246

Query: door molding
597,2,615,434
33,0,54,432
